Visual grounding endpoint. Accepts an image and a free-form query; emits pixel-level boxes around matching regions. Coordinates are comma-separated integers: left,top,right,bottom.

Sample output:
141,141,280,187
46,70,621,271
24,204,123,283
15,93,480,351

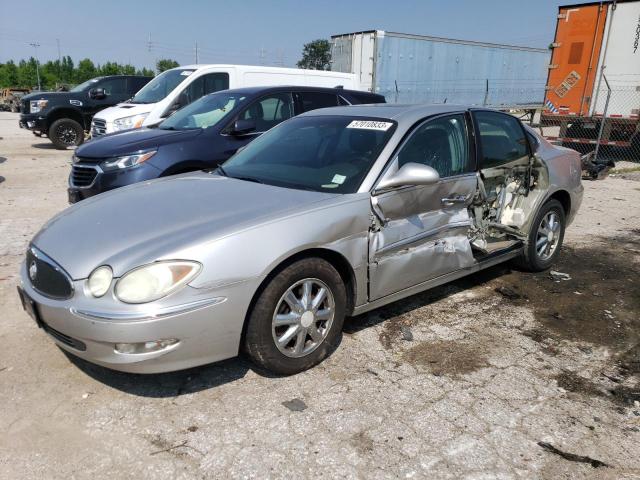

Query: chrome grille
70,164,99,187
26,247,74,300
91,118,106,137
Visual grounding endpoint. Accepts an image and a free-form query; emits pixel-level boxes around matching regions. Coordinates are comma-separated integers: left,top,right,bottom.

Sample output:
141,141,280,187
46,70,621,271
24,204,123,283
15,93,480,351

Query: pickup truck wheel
514,199,566,272
244,258,346,375
49,118,84,149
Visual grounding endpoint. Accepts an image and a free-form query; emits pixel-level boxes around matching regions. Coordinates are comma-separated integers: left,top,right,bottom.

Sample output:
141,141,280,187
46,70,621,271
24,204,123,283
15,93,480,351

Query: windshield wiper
216,165,228,176
229,175,265,185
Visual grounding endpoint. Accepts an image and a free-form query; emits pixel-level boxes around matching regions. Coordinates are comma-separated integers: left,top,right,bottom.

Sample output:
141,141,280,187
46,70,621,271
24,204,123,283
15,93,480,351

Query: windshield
222,116,397,193
159,91,248,130
70,78,101,93
131,68,194,104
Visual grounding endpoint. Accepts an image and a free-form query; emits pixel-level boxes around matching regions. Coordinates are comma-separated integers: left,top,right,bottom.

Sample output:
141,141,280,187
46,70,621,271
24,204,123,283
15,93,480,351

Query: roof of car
296,103,507,129
216,85,382,97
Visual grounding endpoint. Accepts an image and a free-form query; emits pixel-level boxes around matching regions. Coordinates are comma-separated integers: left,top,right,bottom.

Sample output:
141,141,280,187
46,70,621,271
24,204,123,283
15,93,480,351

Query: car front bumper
18,261,250,373
19,113,48,133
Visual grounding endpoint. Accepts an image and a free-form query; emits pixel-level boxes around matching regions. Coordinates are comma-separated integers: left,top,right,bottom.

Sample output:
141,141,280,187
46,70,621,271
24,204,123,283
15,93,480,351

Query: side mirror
230,118,257,136
375,162,440,191
89,88,106,100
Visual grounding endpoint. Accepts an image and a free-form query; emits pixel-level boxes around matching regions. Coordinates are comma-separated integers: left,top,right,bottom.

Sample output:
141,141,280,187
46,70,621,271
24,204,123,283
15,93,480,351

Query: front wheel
49,118,84,149
515,199,566,272
244,258,346,375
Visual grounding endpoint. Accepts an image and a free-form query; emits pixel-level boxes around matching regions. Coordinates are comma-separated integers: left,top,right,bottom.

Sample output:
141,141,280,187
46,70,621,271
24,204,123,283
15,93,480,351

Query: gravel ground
1,112,639,479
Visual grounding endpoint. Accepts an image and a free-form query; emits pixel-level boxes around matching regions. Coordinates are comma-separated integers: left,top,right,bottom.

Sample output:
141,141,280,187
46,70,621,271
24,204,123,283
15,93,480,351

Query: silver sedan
18,104,583,374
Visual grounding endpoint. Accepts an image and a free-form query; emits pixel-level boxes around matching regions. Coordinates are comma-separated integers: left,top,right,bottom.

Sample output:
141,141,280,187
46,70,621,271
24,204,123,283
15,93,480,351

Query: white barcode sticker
180,70,194,76
346,120,393,131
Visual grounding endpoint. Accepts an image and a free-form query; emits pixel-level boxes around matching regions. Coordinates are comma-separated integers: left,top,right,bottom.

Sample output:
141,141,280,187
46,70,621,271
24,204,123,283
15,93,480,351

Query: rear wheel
244,258,346,375
514,199,566,272
49,118,84,149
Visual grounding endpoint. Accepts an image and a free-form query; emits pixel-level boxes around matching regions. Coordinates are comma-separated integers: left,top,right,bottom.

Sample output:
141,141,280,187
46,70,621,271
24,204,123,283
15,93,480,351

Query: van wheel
244,258,346,375
514,199,566,272
49,118,84,149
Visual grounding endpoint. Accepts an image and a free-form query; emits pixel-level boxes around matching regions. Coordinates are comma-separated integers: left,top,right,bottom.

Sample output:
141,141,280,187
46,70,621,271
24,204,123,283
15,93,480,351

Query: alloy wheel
271,278,335,358
57,125,78,145
535,211,561,261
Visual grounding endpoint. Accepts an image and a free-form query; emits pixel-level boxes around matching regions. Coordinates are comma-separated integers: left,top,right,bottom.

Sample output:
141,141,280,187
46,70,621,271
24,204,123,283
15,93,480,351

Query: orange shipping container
545,3,608,116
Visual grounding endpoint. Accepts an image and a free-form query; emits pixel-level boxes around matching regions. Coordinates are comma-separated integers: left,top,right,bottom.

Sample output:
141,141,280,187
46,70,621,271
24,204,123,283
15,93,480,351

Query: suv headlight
30,99,48,113
115,261,201,304
113,113,148,131
100,150,156,171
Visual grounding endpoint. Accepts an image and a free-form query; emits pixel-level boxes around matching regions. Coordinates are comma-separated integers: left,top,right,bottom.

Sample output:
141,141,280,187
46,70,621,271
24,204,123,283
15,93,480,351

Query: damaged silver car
18,105,583,374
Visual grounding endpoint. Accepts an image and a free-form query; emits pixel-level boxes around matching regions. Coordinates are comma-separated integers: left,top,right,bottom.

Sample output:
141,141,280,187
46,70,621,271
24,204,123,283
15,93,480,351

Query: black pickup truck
19,75,152,149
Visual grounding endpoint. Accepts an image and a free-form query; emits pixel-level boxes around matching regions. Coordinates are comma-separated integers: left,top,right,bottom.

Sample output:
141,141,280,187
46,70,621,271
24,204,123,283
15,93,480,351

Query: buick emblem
29,261,38,281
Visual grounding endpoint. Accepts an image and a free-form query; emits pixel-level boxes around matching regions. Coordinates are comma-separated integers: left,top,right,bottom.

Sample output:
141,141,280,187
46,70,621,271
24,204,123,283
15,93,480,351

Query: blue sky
1,0,579,68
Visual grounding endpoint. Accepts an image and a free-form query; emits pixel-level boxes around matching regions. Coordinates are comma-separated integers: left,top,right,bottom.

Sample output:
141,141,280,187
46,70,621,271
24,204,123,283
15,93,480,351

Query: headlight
100,150,156,171
30,99,48,113
115,261,201,304
87,266,113,297
113,113,148,131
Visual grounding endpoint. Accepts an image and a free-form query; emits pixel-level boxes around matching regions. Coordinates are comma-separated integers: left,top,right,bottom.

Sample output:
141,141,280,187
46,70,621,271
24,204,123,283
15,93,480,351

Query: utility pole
56,38,61,78
259,47,266,66
195,41,199,64
29,42,41,91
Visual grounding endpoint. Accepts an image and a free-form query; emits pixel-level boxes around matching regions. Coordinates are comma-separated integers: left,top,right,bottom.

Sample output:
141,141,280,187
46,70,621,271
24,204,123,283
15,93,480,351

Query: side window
183,76,205,104
99,78,127,95
203,73,229,95
474,111,528,168
397,114,470,178
298,92,339,112
239,93,293,132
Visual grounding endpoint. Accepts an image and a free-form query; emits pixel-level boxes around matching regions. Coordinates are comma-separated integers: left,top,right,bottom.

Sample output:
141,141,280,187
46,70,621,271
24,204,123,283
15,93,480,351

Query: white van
91,64,360,137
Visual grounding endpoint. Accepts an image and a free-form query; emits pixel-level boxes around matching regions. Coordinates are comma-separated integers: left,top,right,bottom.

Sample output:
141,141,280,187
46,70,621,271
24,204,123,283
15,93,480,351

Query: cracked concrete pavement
0,112,639,479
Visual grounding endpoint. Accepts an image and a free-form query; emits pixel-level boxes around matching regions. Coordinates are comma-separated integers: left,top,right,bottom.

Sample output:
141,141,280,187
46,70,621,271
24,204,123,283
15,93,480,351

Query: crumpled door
369,175,477,301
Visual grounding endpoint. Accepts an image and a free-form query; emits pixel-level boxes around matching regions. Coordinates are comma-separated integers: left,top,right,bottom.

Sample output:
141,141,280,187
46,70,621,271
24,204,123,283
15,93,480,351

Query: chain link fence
539,81,640,171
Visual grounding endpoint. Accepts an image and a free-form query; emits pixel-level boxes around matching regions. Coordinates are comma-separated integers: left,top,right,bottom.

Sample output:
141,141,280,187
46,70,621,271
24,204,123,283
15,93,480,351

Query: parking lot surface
1,112,639,479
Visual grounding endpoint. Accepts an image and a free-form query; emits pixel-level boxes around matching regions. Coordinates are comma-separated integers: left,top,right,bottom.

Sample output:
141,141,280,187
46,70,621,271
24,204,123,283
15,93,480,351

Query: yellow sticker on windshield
346,120,393,131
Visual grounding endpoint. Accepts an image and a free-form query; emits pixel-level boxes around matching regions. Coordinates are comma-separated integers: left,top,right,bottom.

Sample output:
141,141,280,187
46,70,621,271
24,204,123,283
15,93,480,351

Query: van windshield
158,91,248,130
131,69,195,104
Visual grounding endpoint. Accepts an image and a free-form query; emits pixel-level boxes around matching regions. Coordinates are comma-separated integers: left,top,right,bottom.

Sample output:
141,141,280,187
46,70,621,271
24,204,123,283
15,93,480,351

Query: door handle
441,195,469,205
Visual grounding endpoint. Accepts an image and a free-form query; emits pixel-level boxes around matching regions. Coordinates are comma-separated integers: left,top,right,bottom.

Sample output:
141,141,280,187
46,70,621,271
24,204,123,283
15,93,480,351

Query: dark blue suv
68,86,385,202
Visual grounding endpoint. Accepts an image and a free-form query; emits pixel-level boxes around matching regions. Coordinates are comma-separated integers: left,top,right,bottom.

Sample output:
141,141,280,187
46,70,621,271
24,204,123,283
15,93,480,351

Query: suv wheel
244,258,346,375
49,118,84,149
515,199,566,272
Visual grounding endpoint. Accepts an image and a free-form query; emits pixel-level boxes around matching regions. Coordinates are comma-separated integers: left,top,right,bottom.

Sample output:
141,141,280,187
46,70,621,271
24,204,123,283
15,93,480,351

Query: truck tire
49,118,84,149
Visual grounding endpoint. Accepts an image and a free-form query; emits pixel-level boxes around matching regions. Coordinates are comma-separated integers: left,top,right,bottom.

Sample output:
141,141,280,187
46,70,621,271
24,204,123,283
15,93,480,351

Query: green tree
61,56,74,83
297,39,332,70
121,64,136,75
136,67,155,77
156,59,179,73
0,61,19,86
17,58,39,89
76,58,97,82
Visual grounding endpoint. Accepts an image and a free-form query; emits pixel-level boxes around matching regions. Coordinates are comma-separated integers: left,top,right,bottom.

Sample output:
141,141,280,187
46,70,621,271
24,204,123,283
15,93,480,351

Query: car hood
94,103,153,122
77,127,203,158
32,172,337,279
22,91,85,103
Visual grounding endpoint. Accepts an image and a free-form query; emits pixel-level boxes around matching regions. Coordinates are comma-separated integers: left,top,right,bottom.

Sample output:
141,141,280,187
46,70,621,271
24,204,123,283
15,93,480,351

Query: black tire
49,118,84,149
514,199,566,272
244,258,346,375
